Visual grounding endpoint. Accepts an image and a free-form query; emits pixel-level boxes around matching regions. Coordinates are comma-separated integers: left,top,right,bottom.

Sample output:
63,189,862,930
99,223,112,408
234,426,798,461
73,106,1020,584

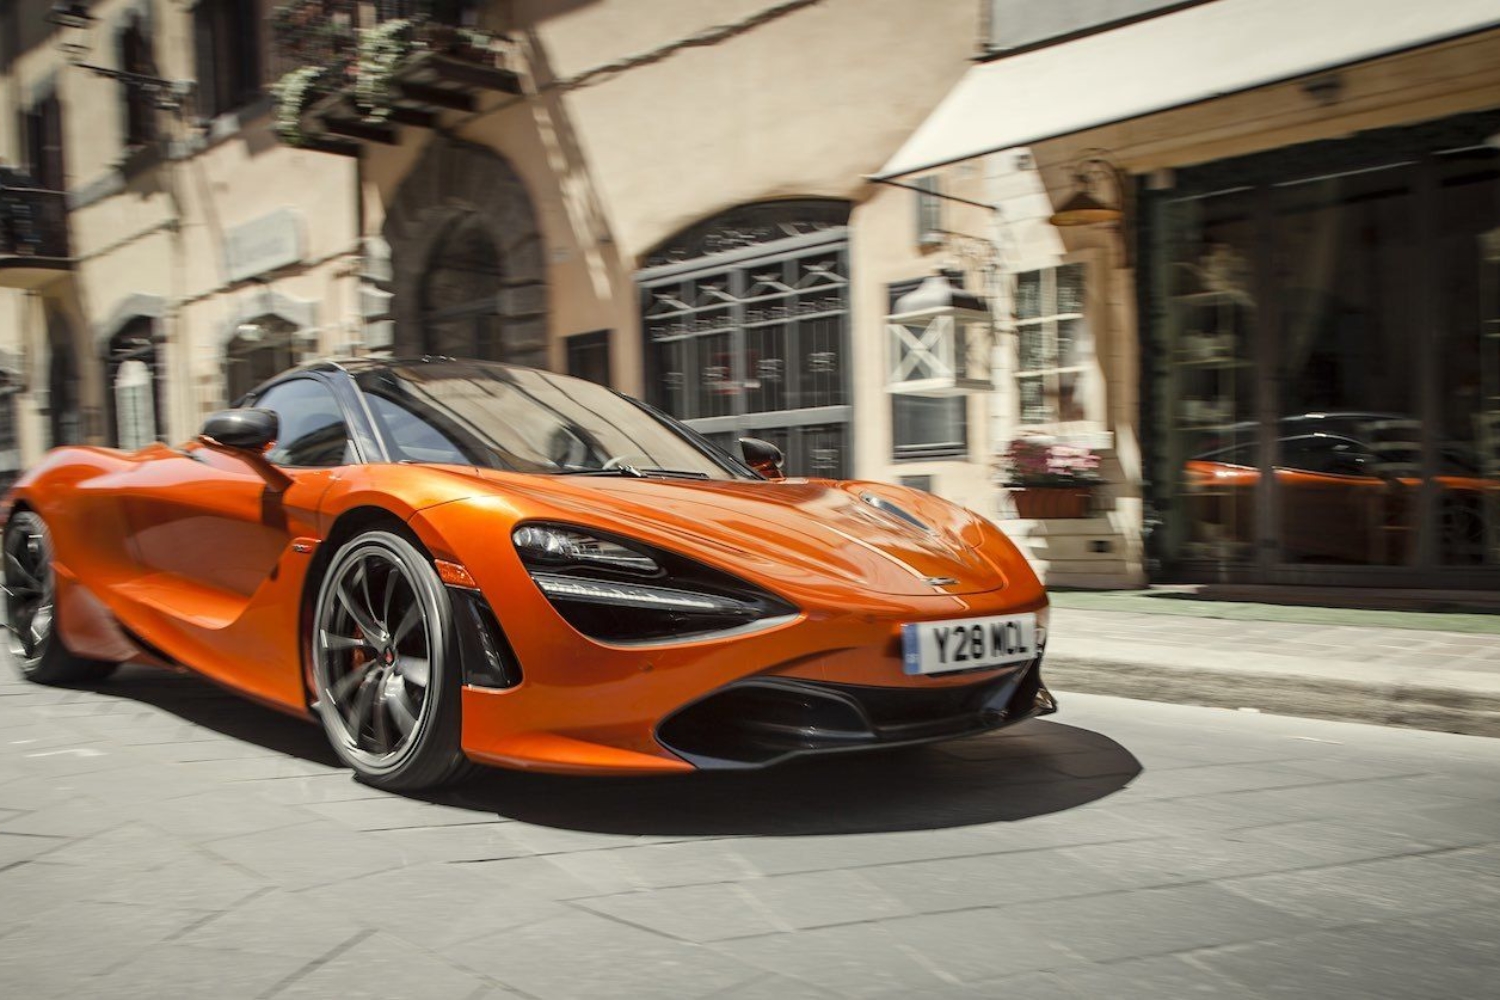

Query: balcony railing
0,170,71,289
270,0,521,150
269,0,430,80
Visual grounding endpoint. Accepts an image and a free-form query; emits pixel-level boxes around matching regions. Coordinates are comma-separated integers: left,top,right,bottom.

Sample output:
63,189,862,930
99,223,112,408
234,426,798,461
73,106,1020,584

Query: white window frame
914,175,943,248
1011,258,1101,431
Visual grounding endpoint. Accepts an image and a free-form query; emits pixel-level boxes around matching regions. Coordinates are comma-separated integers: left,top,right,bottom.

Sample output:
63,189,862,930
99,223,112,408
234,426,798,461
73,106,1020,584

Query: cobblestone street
2,659,1498,999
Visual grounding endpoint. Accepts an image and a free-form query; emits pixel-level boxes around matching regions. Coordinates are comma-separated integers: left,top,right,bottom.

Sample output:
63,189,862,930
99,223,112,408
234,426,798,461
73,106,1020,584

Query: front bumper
657,658,1056,768
409,501,1049,775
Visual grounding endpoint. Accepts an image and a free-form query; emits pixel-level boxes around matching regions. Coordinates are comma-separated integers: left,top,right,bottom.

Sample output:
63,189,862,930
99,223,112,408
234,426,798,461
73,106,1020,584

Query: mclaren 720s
1,358,1054,790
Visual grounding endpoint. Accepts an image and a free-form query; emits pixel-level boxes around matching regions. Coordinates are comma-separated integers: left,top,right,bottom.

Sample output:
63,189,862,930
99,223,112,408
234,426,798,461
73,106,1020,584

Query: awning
875,0,1500,180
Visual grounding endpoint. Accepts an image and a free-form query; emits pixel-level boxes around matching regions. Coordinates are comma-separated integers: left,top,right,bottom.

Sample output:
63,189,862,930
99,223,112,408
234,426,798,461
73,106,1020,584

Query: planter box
1010,487,1094,519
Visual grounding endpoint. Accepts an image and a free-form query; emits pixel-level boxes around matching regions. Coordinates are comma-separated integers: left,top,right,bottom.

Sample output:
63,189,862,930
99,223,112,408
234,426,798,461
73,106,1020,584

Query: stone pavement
2,654,1499,999
1044,595,1500,738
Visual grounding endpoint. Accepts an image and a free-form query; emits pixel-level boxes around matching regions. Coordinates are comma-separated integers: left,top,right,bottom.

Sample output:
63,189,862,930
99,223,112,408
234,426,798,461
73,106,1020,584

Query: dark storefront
1143,110,1500,588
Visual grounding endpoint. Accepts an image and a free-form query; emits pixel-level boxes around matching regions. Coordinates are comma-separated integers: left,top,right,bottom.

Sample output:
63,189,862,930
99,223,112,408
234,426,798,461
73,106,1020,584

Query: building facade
881,0,1500,590
3,0,1497,594
0,0,361,494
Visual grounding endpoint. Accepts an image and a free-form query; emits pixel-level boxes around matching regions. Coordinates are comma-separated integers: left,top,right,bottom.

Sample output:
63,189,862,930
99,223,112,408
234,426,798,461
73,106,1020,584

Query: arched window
637,200,853,478
384,140,545,366
106,317,162,449
420,215,505,361
225,315,300,404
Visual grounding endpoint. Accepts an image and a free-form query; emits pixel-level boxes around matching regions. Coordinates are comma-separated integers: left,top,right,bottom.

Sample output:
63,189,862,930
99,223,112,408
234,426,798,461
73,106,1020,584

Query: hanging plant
355,17,419,122
270,65,330,147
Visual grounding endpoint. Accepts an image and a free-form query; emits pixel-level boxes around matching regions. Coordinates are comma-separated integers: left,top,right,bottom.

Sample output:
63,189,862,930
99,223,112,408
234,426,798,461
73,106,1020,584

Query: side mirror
739,437,785,481
198,408,290,492
200,408,278,452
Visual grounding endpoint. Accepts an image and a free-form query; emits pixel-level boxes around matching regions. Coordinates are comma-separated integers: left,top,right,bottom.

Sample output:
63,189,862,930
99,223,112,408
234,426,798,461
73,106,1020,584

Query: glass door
1157,188,1260,572
1269,163,1420,569
1435,146,1500,568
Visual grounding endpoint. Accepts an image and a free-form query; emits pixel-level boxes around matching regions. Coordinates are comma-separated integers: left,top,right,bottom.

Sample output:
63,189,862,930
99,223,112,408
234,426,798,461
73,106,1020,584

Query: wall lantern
886,270,993,397
1048,153,1125,228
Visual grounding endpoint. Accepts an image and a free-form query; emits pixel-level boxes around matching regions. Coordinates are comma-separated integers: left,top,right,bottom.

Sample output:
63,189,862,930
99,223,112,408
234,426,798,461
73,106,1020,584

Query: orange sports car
2,358,1052,790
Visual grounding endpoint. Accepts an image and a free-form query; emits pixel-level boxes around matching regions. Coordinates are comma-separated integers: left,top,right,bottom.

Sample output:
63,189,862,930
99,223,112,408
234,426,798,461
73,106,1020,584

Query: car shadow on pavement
433,723,1141,836
94,665,1140,836
97,664,341,767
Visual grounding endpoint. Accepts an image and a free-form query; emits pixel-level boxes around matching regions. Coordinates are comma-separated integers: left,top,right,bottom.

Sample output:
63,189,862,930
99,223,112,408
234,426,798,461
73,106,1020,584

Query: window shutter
39,94,65,192
914,176,942,246
194,3,217,119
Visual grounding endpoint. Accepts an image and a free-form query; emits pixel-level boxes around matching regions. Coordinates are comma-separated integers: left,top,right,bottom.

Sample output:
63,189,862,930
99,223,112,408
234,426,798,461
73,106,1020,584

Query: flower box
1010,487,1094,520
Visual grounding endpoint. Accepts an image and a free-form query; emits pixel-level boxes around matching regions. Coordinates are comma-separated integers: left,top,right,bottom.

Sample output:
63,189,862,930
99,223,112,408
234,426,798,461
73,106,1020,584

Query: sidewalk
1043,590,1500,738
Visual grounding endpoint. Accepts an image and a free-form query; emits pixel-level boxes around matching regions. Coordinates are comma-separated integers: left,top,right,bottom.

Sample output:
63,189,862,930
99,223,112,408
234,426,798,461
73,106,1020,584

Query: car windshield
355,362,747,479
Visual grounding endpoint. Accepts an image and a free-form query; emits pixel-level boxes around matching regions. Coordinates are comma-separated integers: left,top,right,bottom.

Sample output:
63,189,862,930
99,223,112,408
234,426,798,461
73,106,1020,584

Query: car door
115,376,356,705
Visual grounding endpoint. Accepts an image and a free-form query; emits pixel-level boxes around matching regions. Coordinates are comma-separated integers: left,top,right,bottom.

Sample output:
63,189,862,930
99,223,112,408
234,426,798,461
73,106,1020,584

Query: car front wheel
310,529,469,791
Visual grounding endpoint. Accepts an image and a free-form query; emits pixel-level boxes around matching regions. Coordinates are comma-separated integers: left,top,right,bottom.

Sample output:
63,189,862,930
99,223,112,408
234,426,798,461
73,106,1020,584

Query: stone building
3,0,1497,593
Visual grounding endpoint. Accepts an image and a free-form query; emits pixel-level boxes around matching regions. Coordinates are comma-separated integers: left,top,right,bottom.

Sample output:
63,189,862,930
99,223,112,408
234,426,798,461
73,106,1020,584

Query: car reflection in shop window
1184,415,1494,566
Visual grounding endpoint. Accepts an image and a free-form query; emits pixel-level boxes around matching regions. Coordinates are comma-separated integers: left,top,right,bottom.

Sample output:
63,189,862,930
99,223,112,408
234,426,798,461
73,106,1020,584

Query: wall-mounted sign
223,209,305,283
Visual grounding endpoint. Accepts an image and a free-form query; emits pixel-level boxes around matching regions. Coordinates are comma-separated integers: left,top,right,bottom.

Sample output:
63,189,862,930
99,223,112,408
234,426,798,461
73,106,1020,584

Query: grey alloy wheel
311,529,468,790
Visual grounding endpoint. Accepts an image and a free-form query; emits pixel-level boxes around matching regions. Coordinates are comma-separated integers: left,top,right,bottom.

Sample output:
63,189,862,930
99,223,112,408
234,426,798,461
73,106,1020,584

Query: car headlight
513,525,659,574
512,523,797,643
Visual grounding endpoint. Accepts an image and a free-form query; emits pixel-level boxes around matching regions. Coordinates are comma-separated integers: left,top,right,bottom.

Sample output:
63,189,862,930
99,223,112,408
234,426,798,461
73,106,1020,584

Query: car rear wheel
310,529,470,791
3,511,117,685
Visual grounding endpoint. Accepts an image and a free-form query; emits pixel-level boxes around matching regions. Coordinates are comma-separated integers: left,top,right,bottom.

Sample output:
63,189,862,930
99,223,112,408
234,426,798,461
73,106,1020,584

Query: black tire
309,529,471,791
3,511,118,685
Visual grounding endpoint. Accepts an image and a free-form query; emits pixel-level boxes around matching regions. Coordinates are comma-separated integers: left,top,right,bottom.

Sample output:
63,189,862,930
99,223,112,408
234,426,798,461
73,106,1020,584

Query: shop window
1015,263,1089,425
193,0,261,120
1146,110,1500,583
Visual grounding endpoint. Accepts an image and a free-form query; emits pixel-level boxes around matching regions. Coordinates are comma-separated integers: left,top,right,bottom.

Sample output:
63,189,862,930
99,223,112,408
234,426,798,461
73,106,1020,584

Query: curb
1044,652,1500,739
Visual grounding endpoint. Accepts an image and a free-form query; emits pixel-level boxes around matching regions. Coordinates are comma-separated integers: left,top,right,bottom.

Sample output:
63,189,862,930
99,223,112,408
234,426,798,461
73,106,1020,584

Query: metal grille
640,220,852,480
269,0,442,79
0,172,69,260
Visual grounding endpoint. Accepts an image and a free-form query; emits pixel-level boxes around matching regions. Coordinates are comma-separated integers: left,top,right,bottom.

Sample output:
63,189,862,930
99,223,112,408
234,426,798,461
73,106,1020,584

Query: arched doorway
105,317,162,450
113,360,155,451
420,214,504,359
383,138,546,366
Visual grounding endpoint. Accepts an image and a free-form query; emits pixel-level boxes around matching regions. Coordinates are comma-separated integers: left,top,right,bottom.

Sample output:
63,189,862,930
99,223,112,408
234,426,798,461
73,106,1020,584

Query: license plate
901,613,1037,676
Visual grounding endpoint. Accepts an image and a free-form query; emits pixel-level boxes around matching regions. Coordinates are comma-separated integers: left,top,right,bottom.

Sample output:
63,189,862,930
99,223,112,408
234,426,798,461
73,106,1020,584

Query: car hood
453,471,1014,596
